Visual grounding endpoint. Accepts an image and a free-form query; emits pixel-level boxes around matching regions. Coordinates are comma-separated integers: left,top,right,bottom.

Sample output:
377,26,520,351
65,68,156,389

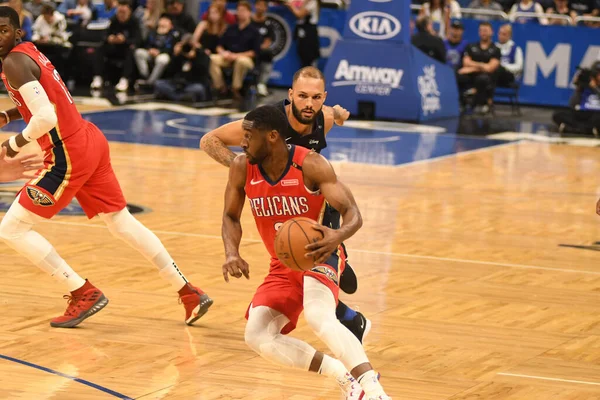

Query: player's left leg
76,124,212,325
303,251,390,400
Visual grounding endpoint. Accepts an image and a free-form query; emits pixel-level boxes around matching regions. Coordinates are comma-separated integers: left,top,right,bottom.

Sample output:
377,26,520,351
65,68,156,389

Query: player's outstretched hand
332,105,350,126
222,255,250,282
304,225,342,265
596,198,600,216
0,147,43,182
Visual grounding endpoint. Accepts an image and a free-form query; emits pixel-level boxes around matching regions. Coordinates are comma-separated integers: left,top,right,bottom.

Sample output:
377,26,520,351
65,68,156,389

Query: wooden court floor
0,103,600,399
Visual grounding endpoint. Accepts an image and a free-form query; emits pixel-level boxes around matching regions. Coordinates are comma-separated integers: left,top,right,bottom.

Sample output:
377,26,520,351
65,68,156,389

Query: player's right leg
0,193,107,328
244,305,363,399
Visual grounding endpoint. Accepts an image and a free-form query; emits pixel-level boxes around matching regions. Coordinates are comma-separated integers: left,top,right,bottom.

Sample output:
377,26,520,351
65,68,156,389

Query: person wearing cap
444,20,468,70
165,0,196,33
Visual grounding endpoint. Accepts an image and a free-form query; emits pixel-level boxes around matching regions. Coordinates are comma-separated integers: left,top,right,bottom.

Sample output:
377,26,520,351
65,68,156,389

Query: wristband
8,135,20,153
1,111,10,124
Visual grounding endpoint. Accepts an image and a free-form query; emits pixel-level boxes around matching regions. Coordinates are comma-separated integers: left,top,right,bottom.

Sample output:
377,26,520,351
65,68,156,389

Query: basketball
275,217,324,271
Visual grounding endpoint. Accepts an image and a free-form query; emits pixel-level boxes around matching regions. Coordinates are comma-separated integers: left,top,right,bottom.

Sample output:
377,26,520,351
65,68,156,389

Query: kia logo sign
349,11,401,40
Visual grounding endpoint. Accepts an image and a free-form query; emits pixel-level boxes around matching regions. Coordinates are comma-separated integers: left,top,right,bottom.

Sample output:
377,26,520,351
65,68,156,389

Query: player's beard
291,99,318,125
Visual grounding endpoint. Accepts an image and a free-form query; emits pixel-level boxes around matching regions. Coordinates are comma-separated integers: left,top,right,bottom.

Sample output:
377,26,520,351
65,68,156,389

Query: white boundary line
498,373,600,386
40,220,600,276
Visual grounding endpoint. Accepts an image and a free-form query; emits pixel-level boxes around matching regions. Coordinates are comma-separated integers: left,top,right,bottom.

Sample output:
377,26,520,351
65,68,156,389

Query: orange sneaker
179,284,213,325
50,282,108,328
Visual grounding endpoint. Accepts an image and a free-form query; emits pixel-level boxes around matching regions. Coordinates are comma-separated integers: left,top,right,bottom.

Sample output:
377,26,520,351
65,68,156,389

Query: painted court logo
332,60,403,96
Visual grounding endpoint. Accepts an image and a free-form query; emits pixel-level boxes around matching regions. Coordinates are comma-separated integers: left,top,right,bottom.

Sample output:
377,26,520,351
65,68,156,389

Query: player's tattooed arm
221,155,250,281
200,120,246,167
303,152,363,264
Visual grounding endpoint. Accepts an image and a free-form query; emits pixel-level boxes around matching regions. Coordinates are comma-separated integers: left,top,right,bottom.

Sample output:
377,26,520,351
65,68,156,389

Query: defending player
202,67,371,342
0,6,212,328
221,105,390,400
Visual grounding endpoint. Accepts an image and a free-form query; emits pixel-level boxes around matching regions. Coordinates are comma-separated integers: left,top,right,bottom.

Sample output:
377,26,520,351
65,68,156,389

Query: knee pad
100,208,137,243
0,199,41,241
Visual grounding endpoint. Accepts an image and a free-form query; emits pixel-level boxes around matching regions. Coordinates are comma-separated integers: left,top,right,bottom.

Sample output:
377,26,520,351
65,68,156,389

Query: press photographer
553,61,600,136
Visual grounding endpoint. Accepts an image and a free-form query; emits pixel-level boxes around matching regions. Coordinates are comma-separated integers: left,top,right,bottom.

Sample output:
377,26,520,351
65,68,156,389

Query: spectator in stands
155,34,211,102
570,0,600,26
286,0,320,67
411,15,447,63
66,0,93,26
546,0,576,24
8,0,32,40
458,21,501,113
252,0,275,97
95,0,118,21
444,20,468,70
192,4,227,54
165,0,195,34
32,2,71,72
509,0,549,23
25,0,43,21
553,61,600,135
134,14,179,87
495,24,523,87
419,0,462,37
209,0,260,103
90,0,140,91
134,0,164,40
467,0,505,20
200,0,236,25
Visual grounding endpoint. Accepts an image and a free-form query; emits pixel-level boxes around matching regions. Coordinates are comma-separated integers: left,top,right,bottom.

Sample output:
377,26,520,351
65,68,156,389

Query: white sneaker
336,372,364,400
90,76,103,90
257,83,269,97
115,78,128,92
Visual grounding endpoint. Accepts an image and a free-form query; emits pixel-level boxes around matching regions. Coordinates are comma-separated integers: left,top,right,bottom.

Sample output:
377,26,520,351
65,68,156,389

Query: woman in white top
509,0,548,24
420,0,461,38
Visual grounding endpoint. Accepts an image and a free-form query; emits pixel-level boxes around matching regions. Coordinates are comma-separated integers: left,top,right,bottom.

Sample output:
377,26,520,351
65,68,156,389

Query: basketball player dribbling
0,6,212,328
221,105,391,400
202,66,371,343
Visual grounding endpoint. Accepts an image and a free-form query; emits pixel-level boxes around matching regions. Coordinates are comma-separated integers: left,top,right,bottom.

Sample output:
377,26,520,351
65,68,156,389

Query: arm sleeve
19,81,58,141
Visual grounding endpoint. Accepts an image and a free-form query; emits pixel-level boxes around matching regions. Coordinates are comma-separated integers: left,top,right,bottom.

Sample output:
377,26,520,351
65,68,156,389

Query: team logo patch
311,265,339,285
26,186,55,207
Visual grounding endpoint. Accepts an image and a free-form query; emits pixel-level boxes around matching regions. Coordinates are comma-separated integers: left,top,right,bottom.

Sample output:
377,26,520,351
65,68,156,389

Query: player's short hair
244,105,288,138
479,21,493,29
0,6,21,29
237,0,252,12
292,66,326,86
118,0,131,7
255,0,268,4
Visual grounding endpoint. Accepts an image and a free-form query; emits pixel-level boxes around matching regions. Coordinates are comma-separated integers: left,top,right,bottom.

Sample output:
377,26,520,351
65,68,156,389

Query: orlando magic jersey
276,99,327,153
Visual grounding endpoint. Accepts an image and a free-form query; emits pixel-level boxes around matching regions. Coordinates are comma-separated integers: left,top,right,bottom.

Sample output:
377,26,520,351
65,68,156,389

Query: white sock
48,258,86,292
358,370,385,397
157,259,188,291
318,355,348,380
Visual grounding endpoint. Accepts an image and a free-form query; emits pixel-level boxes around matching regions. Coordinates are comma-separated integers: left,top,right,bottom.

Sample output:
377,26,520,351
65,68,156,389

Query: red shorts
19,122,127,219
245,246,346,334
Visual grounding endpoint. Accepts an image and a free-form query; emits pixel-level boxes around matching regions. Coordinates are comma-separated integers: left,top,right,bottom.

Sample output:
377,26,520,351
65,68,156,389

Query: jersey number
52,69,73,104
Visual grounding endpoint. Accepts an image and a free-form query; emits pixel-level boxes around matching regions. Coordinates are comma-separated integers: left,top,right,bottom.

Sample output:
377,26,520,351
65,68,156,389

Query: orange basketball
274,217,324,272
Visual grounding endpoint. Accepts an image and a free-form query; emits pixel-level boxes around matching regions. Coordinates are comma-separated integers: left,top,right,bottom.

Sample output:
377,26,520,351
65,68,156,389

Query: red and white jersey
1,42,85,151
245,145,326,267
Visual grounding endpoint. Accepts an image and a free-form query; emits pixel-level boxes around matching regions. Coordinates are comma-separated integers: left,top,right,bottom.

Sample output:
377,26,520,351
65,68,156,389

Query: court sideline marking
498,372,600,387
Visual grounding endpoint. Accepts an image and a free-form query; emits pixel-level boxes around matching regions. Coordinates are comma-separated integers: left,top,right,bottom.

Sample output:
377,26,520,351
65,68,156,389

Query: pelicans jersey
1,42,126,219
244,145,346,334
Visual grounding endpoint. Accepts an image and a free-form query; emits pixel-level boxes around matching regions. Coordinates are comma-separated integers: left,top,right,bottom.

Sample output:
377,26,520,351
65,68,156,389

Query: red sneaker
179,284,213,325
50,283,109,328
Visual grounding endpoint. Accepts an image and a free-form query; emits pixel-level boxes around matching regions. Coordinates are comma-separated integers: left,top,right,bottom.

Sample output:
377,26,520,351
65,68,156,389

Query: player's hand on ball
332,105,350,126
304,225,342,265
222,255,250,282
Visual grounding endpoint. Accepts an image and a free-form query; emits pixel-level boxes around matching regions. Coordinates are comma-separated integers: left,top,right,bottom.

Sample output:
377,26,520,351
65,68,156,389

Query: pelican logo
311,265,339,285
0,190,149,215
26,186,55,207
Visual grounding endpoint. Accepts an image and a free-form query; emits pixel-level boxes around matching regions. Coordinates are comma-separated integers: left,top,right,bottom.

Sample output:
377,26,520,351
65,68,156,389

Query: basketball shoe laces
60,291,98,317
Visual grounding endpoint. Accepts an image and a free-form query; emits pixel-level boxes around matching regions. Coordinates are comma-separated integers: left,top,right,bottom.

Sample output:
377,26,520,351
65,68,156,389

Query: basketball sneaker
341,311,372,343
50,281,109,328
336,372,364,400
179,284,213,325
339,262,358,294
